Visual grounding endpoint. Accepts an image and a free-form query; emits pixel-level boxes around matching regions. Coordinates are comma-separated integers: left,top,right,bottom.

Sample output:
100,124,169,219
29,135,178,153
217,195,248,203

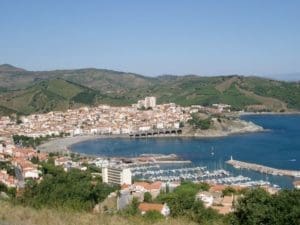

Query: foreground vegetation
16,162,117,211
0,201,197,225
1,159,299,225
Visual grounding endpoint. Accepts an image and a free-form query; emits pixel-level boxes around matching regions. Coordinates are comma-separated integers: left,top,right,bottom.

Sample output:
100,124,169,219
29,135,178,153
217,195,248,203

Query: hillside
0,78,129,115
0,64,299,116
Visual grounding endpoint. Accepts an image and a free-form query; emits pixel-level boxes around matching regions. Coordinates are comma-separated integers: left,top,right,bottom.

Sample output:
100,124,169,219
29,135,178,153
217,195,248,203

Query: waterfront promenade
226,158,300,178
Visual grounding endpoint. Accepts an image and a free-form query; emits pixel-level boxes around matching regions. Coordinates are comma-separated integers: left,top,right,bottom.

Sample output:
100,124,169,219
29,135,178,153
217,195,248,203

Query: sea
71,115,300,189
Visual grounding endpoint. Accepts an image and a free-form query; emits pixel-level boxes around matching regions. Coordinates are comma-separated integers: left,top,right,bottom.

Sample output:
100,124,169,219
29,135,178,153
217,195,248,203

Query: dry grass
0,201,196,225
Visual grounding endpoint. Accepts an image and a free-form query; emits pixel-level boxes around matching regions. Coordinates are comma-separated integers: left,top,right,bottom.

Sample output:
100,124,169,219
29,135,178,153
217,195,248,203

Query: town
1,96,299,220
0,96,232,138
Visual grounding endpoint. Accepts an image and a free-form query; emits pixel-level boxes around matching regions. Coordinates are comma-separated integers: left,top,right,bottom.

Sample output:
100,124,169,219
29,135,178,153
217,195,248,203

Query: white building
144,96,156,108
135,96,157,109
138,203,170,216
196,191,214,207
102,166,132,185
294,181,300,189
23,168,40,179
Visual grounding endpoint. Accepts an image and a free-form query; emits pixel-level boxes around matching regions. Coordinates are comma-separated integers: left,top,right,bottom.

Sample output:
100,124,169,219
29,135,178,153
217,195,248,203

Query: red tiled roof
134,181,162,190
138,203,164,212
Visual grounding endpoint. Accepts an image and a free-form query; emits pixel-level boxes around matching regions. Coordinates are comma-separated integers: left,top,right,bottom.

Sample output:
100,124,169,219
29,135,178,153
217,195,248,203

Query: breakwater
226,158,300,178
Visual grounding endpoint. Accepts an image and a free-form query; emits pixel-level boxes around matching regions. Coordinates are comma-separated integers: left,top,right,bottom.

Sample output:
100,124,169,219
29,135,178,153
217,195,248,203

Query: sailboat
211,146,215,156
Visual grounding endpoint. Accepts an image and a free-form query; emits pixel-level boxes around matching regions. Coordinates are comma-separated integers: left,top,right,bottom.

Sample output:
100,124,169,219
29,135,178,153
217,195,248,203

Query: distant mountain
0,64,26,73
266,73,300,81
0,65,299,116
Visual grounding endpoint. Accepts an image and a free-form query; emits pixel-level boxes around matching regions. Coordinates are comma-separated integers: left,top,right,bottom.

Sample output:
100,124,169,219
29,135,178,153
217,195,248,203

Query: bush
123,197,139,216
144,192,152,203
143,210,164,222
17,163,118,211
188,114,212,130
231,188,300,225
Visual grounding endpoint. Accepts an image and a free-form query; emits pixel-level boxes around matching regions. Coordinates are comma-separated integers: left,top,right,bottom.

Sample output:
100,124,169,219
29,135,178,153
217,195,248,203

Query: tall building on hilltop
144,96,156,108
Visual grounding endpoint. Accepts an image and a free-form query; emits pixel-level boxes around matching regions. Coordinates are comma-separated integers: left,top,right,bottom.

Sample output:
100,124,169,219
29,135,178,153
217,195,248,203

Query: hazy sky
0,0,299,79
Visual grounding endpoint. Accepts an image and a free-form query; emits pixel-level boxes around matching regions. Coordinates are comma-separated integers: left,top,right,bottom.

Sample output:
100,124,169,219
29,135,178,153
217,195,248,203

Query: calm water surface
72,115,300,188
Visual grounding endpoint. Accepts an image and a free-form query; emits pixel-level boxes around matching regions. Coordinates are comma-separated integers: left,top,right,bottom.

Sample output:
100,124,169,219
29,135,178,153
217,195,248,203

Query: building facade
102,166,132,185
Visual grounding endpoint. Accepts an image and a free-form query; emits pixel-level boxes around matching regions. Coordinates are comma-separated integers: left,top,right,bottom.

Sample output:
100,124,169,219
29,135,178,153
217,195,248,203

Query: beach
37,120,263,153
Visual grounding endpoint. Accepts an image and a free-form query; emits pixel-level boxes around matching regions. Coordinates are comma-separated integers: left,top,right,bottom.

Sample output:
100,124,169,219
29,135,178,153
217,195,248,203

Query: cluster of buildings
99,162,234,216
0,137,47,188
0,100,192,138
0,96,232,139
0,169,16,188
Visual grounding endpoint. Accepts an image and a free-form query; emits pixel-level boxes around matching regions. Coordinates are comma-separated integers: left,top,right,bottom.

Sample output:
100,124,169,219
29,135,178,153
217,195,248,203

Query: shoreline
37,126,264,154
239,111,300,116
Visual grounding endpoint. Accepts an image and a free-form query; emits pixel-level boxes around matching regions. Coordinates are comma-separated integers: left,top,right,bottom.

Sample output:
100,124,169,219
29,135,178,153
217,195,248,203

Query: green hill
0,78,129,115
0,64,299,116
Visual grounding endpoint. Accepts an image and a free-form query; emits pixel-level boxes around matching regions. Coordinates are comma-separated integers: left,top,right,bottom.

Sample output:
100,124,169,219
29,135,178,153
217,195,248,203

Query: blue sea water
72,115,300,189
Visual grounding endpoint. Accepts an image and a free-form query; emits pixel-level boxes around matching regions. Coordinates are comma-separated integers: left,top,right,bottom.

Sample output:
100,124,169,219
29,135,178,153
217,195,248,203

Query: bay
72,115,300,189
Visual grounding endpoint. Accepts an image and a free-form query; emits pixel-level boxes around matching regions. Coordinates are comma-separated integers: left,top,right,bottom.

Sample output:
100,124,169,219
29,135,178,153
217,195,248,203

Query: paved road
14,166,25,188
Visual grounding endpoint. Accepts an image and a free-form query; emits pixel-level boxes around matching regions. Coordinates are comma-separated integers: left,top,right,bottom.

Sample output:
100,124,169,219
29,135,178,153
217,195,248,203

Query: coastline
37,122,264,154
239,111,300,116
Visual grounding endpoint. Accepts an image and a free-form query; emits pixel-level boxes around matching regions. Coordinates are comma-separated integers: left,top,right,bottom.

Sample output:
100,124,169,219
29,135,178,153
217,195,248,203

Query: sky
0,0,299,80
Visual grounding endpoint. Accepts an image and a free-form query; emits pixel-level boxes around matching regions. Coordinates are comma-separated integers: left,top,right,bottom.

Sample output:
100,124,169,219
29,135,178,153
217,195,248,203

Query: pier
226,157,300,178
129,128,182,138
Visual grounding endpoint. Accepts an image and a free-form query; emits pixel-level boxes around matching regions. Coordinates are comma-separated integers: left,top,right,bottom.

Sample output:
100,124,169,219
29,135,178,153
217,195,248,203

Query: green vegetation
0,201,196,225
13,133,69,148
16,162,118,211
188,114,212,130
143,192,152,203
1,66,300,116
156,182,223,224
143,210,164,223
231,188,300,225
222,187,237,196
0,161,15,176
0,183,16,198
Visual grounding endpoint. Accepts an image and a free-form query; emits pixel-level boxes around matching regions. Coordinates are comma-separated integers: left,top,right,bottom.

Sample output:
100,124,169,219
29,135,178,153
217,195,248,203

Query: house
196,191,214,207
211,195,234,215
23,167,40,179
132,181,163,199
0,170,17,188
138,203,170,216
294,181,300,189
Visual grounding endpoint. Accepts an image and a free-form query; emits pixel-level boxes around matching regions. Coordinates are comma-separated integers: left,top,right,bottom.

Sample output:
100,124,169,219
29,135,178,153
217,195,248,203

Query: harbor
226,157,300,178
131,164,273,188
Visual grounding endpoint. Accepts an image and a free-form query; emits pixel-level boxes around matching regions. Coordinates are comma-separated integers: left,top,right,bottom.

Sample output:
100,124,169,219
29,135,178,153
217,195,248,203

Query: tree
231,188,300,225
124,197,139,216
144,192,152,203
222,186,237,196
188,114,212,130
18,163,118,211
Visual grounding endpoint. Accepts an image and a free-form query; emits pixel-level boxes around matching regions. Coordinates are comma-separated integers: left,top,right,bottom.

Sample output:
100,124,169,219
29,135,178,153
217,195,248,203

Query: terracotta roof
209,184,226,192
212,205,232,215
134,181,162,190
121,184,130,190
294,181,300,186
209,184,245,192
138,203,164,212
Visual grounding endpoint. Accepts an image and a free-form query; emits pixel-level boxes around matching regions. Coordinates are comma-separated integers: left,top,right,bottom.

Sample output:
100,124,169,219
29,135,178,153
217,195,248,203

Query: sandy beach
37,120,264,154
36,135,124,153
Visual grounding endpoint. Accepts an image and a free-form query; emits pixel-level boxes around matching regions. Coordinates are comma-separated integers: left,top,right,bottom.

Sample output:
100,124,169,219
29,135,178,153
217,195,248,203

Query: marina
72,115,300,189
131,164,272,187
